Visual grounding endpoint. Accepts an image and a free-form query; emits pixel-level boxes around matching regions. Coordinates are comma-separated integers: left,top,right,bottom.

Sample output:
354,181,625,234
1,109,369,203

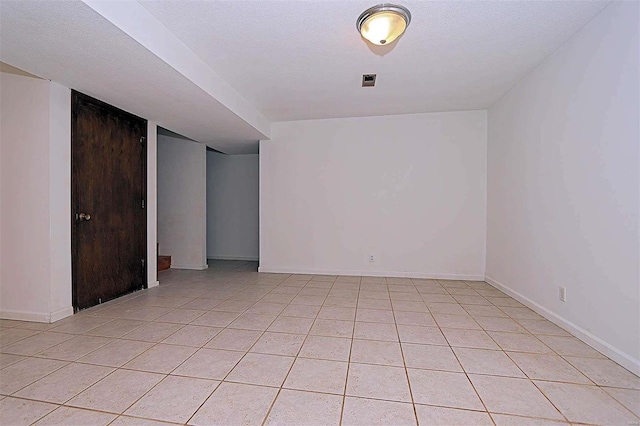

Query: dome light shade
357,4,411,46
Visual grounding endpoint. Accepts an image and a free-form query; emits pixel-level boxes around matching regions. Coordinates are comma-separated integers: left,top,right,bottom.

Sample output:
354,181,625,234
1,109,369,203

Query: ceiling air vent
362,74,376,87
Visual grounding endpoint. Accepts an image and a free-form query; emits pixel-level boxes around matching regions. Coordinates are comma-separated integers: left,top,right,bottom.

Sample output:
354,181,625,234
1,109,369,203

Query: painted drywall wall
48,81,72,320
486,1,639,374
206,152,259,260
0,79,2,312
0,73,73,322
260,111,487,278
0,73,52,319
157,135,207,269
147,122,159,287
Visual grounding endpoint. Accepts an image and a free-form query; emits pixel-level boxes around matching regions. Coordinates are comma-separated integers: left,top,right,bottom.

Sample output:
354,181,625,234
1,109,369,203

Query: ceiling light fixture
356,3,411,46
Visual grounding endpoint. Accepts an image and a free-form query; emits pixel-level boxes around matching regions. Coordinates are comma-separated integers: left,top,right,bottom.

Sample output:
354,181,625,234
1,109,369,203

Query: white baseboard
50,306,74,322
208,256,259,262
257,266,484,281
171,264,209,271
408,271,484,281
485,275,640,376
147,280,160,289
1,305,73,323
0,309,50,323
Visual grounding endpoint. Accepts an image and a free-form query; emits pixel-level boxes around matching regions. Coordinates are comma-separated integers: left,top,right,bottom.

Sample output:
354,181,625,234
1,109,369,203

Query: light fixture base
357,3,411,46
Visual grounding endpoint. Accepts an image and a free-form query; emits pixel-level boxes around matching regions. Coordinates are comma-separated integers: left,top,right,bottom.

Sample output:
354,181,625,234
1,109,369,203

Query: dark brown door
72,91,147,311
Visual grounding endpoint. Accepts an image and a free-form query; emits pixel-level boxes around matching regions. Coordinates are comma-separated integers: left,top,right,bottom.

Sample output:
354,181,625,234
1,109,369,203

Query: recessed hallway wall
157,135,207,270
206,151,259,261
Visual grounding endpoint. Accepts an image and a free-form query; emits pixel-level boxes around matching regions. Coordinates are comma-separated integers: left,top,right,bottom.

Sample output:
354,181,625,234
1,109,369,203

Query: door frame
71,90,148,312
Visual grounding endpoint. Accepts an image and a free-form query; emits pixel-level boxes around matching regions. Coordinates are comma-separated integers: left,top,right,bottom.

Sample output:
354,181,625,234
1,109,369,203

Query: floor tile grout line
191,274,335,420
61,358,167,419
425,280,531,423
258,275,335,426
4,390,190,426
529,379,574,424
105,407,185,426
29,363,117,408
181,273,301,426
390,278,422,426
338,275,361,426
597,387,640,421
3,331,637,384
440,279,590,423
0,286,620,346
2,387,613,426
443,328,498,426
2,334,635,371
26,272,288,424
458,281,577,424
2,271,639,425
0,355,73,398
501,346,597,386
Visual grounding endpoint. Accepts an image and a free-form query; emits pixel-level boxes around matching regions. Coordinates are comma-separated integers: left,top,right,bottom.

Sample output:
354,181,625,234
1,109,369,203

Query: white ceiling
0,0,269,154
139,0,610,121
1,1,610,153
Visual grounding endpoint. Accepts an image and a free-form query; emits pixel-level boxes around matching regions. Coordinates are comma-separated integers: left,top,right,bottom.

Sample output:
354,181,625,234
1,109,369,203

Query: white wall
206,152,259,261
48,81,72,320
0,73,73,322
158,135,207,270
260,111,487,279
0,77,2,312
1,73,52,320
147,122,159,287
486,1,639,374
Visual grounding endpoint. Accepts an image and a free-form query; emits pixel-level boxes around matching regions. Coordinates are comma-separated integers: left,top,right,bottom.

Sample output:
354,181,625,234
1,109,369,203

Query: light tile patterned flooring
1,260,639,425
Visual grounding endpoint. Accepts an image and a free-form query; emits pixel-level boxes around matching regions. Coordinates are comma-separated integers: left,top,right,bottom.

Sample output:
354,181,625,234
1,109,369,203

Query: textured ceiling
0,1,267,154
0,1,611,153
139,0,610,121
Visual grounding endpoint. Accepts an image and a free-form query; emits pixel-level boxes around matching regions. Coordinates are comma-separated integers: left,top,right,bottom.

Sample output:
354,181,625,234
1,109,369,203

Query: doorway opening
206,148,259,272
155,129,259,275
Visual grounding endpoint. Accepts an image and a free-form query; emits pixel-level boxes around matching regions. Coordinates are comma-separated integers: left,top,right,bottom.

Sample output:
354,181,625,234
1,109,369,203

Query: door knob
78,213,91,221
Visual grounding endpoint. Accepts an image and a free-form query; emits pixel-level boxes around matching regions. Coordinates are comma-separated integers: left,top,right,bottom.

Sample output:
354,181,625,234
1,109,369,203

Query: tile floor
1,260,639,425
